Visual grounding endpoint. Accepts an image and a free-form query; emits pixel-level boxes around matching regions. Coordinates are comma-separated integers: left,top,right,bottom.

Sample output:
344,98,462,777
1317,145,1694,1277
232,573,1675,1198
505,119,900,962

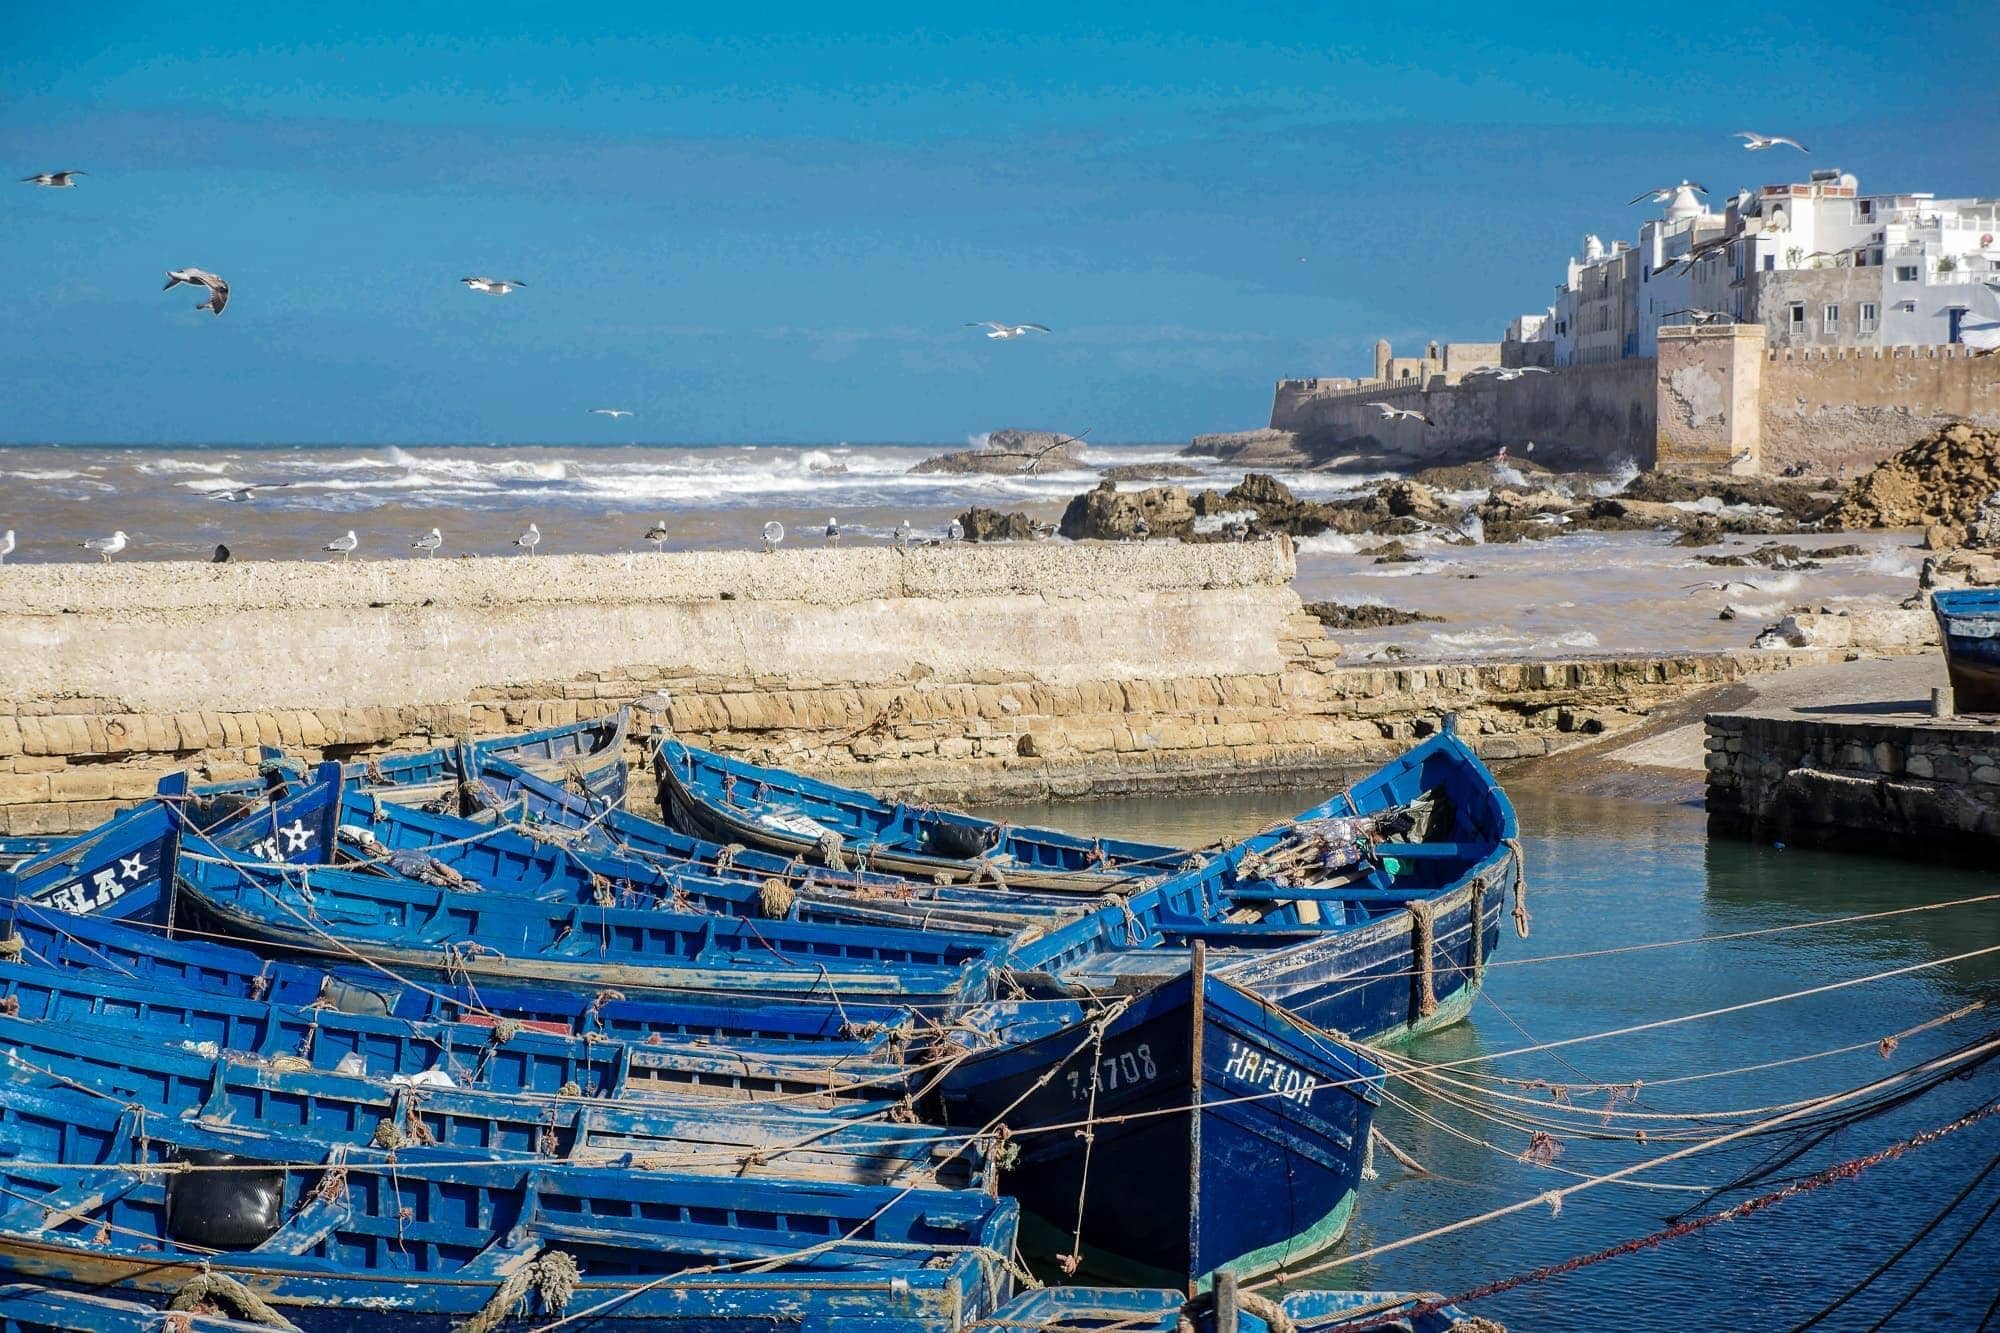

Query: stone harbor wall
1706,710,2000,865
0,543,1836,832
1760,346,2000,476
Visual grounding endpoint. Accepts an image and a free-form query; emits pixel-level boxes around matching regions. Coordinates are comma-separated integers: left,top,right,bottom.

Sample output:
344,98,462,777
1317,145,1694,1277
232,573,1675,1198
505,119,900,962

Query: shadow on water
982,782,2000,1329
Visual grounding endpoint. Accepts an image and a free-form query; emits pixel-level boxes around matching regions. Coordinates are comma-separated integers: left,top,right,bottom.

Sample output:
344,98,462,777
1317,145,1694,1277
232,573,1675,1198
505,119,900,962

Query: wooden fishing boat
0,1283,274,1331
172,832,1010,1006
0,1010,979,1187
1932,587,2000,713
0,773,187,921
654,737,1188,891
0,950,913,1111
0,900,924,1058
0,1083,1020,1331
990,1283,1481,1332
931,953,1381,1289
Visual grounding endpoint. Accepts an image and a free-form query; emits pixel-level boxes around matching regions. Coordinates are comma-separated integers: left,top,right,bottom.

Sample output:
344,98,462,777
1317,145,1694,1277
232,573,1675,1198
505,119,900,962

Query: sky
2,1,1996,445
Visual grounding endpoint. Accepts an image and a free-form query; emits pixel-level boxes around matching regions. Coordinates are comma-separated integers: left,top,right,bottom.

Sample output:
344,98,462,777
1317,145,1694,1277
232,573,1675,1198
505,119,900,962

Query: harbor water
985,783,2000,1329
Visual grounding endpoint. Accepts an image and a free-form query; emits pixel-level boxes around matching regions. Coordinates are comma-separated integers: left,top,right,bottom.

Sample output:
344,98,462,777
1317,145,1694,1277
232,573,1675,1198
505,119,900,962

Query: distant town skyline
3,1,1996,444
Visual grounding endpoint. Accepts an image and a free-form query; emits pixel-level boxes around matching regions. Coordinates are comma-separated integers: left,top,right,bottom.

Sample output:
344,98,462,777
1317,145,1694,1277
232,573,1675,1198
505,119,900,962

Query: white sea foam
1293,532,1367,556
1591,457,1642,496
2,469,83,481
1492,464,1529,488
1866,547,1923,579
1192,508,1258,535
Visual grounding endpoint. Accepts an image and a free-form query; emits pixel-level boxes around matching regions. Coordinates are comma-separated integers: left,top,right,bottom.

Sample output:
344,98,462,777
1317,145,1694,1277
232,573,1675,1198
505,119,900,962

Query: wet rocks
1057,480,1196,541
1835,423,2000,543
1303,602,1444,630
911,429,1087,476
1098,461,1205,483
1182,429,1310,468
1622,471,1833,524
1696,542,1865,569
954,508,1039,542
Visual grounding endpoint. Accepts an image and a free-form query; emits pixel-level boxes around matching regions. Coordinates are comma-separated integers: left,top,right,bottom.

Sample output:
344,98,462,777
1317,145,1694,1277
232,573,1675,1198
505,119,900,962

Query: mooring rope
168,1267,299,1330
1409,899,1439,1021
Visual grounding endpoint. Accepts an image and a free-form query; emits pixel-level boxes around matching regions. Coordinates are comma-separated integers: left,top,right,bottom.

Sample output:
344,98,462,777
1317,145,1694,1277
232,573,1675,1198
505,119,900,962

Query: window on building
1763,255,1775,272
1859,302,1878,332
1824,304,1840,330
1898,301,1917,314
1789,303,1806,331
1895,265,1920,282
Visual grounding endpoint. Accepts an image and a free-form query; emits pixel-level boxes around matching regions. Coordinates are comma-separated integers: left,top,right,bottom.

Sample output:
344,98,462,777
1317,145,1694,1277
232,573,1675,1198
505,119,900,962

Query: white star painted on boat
280,820,311,852
118,855,146,881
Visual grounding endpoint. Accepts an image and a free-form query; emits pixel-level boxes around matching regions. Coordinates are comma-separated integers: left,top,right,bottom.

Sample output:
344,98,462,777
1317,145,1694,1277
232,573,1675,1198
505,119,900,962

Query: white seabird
1661,308,1733,326
762,521,785,553
965,321,1051,340
79,530,127,562
894,519,911,547
209,482,295,502
323,530,358,561
947,520,965,542
411,528,443,558
644,520,671,550
163,268,229,315
1364,402,1429,425
824,517,840,547
462,277,527,295
513,523,541,555
1628,182,1707,206
1736,131,1808,153
0,530,13,562
21,171,84,188
588,408,634,419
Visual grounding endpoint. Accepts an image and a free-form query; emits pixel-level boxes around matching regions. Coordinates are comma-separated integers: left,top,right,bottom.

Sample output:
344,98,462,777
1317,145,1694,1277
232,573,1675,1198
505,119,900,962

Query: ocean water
984,785,2000,1329
0,441,1921,658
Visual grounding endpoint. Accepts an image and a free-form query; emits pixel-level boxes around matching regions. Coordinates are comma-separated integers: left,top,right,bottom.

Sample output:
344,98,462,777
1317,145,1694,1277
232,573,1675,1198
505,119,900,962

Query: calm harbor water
984,784,2000,1329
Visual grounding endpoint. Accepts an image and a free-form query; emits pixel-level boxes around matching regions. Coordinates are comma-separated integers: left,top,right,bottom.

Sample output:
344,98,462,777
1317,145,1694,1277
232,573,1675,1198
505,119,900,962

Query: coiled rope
458,1249,580,1333
168,1268,299,1330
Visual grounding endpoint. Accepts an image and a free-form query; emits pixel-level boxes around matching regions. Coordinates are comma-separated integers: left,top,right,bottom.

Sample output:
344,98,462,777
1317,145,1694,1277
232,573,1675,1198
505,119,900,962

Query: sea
985,783,2000,1329
0,440,1923,658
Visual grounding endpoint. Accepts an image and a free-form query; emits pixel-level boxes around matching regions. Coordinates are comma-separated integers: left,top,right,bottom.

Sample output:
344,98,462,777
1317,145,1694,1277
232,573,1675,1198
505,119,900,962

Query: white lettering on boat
37,850,152,915
249,819,314,863
1221,1040,1318,1106
1065,1042,1158,1101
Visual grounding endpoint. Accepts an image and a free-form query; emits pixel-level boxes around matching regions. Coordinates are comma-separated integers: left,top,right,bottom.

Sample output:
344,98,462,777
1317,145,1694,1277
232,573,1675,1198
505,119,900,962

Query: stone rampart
0,539,1838,831
1759,346,2000,475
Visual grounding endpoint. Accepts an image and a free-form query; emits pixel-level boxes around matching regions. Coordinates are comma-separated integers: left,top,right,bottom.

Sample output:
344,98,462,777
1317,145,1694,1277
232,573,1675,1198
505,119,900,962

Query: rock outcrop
1834,423,2000,544
911,429,1087,476
954,508,1039,542
1303,602,1443,630
1057,480,1196,541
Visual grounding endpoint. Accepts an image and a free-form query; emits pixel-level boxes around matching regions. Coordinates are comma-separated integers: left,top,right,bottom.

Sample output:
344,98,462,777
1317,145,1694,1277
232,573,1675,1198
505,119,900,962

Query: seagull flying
1468,366,1553,382
0,530,13,562
163,268,229,315
1683,578,1781,595
988,428,1090,474
21,171,84,188
1364,402,1429,424
411,528,443,558
966,321,1051,340
588,408,634,419
644,520,670,550
208,482,294,503
1661,308,1733,326
462,277,527,295
324,530,358,561
762,520,785,553
824,517,840,547
514,523,541,555
1628,182,1708,206
79,531,127,562
1737,131,1808,153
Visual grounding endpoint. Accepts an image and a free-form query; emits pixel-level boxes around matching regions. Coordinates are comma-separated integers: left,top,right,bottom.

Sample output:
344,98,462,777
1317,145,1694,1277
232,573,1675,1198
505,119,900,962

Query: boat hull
1933,589,2000,713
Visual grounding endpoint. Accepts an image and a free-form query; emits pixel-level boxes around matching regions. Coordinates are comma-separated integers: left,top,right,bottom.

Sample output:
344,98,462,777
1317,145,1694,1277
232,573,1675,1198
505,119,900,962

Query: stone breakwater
0,543,1834,832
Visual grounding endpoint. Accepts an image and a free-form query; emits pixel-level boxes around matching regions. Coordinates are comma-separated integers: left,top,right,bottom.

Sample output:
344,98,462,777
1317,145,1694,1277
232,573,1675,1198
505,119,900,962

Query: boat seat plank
0,1169,144,1234
256,1194,353,1255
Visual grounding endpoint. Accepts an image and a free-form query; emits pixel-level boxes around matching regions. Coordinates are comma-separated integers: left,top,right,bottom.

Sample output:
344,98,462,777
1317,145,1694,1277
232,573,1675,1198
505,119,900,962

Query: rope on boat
816,829,849,871
1504,836,1529,939
1469,876,1486,982
758,876,796,918
458,1248,580,1332
0,935,21,961
1371,1126,1433,1176
1409,899,1439,1021
1175,1287,1296,1333
169,1267,299,1330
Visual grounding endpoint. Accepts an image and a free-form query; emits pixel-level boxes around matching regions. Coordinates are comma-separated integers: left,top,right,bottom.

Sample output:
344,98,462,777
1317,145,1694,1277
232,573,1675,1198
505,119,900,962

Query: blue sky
3,1,1995,444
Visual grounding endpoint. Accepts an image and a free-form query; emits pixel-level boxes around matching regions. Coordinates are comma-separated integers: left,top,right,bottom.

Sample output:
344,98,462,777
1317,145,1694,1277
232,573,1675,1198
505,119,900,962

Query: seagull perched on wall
163,268,229,315
894,519,911,548
513,523,541,555
0,530,13,563
1737,131,1808,153
966,321,1050,340
644,520,670,550
824,517,841,547
21,170,84,188
462,277,526,295
1661,308,1734,326
323,530,358,561
1628,182,1708,206
947,519,965,542
411,528,443,558
80,531,127,562
211,543,231,563
1364,402,1430,425
588,408,633,419
762,520,785,553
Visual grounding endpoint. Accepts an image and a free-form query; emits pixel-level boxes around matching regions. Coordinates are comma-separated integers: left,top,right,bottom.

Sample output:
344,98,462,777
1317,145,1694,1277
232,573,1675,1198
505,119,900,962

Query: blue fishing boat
0,952,914,1110
1932,587,2000,713
0,1082,1020,1331
0,900,924,1060
172,827,1012,1005
931,952,1381,1288
0,1283,273,1331
0,1009,980,1187
990,1283,1481,1332
654,737,1188,891
0,773,186,921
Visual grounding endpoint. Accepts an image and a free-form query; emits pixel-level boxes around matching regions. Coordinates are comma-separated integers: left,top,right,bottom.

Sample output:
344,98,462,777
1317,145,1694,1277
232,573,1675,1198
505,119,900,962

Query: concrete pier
1706,665,2000,864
